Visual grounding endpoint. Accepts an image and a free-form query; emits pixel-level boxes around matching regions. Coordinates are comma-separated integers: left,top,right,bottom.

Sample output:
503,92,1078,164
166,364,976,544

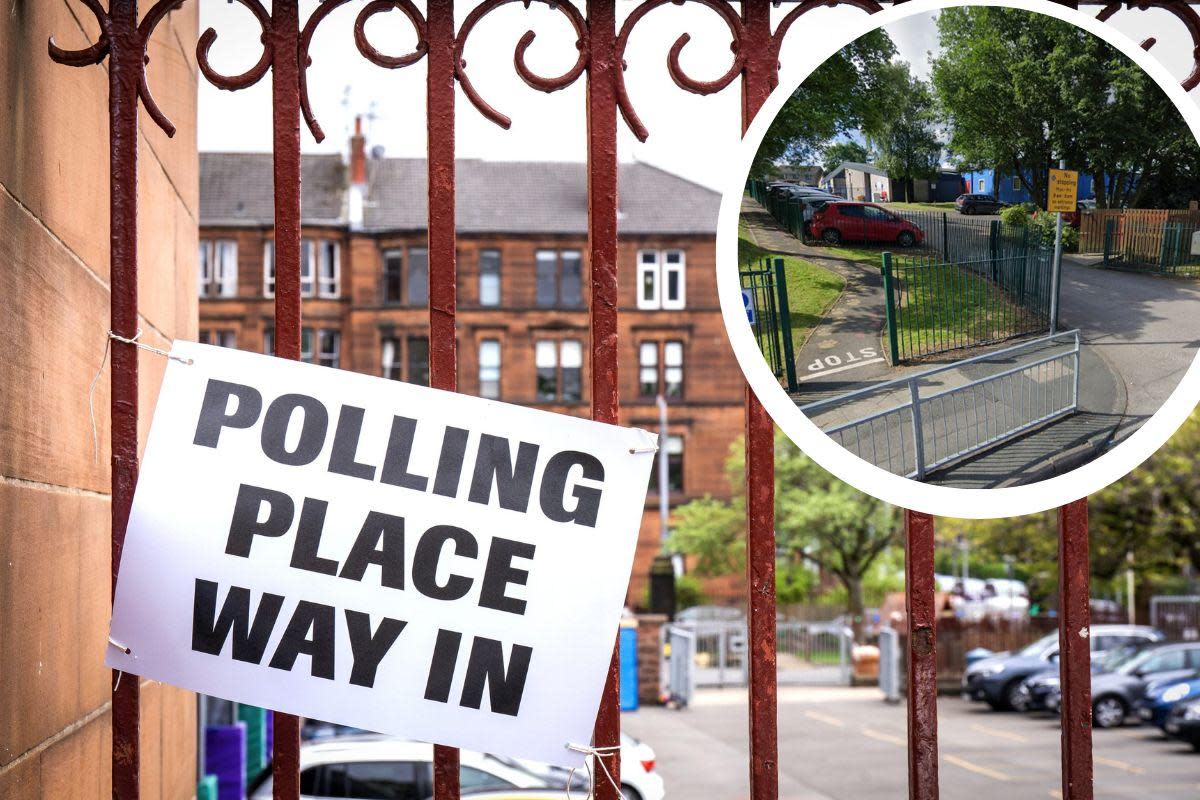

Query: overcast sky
197,2,1197,190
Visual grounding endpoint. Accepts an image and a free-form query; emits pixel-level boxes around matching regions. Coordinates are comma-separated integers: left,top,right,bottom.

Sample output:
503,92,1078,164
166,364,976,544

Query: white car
510,732,664,800
251,736,552,799
250,732,664,800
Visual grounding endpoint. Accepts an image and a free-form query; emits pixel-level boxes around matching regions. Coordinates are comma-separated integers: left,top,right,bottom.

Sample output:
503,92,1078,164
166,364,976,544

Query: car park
808,202,925,247
1019,643,1152,713
962,626,1164,711
954,193,1006,215
1087,642,1200,728
1165,697,1200,751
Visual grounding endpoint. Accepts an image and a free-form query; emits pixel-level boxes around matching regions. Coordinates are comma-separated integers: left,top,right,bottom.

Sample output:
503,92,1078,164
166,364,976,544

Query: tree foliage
821,140,870,174
869,63,943,201
668,431,898,630
932,6,1200,208
751,29,897,177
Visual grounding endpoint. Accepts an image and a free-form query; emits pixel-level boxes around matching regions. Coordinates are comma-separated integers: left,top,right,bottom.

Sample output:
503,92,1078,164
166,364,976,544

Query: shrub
1000,205,1031,227
675,574,707,611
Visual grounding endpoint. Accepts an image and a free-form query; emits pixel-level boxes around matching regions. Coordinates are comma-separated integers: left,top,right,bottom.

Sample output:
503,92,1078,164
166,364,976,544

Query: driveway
623,686,1200,800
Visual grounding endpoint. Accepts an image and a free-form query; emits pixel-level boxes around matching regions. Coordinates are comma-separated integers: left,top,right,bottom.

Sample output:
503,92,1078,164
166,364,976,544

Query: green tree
869,64,942,202
932,6,1200,209
752,29,897,177
668,432,898,636
821,140,870,174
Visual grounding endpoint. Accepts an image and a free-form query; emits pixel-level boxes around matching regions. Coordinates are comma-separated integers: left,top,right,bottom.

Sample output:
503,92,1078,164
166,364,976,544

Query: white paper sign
107,341,655,768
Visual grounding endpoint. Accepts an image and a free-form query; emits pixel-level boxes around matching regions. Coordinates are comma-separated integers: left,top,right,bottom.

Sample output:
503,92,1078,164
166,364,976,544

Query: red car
809,202,925,247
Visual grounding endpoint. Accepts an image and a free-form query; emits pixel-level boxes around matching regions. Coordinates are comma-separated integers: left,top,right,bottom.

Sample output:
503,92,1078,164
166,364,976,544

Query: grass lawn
888,201,958,212
890,260,1034,359
738,220,844,358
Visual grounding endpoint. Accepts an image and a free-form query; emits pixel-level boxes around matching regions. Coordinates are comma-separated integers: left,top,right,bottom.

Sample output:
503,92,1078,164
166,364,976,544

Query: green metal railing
740,256,798,392
1102,217,1200,276
882,247,1056,362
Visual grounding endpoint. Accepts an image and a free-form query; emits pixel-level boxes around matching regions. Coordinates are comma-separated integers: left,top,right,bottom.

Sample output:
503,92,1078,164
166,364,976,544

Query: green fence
740,256,798,392
882,247,1056,363
1102,217,1200,276
747,178,1030,263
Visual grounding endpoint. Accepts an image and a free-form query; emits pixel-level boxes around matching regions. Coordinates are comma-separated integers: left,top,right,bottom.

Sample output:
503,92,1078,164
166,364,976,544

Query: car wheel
822,228,842,245
1005,680,1029,712
1093,696,1127,729
621,785,643,800
898,231,915,248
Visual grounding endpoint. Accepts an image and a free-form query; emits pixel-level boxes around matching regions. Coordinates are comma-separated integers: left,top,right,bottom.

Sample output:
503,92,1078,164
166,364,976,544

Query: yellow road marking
968,723,1028,743
1094,755,1145,775
944,754,1010,782
803,710,846,728
861,727,905,747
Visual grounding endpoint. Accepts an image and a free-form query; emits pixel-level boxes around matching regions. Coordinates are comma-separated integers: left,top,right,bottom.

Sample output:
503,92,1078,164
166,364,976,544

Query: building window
199,330,237,348
381,335,429,386
317,240,339,297
535,339,582,403
265,239,335,298
408,247,429,306
636,250,686,310
198,240,238,298
1012,176,1021,193
649,434,684,494
479,249,501,307
479,339,501,399
316,329,340,368
638,340,684,398
383,250,403,304
977,178,985,192
264,327,274,356
535,250,583,308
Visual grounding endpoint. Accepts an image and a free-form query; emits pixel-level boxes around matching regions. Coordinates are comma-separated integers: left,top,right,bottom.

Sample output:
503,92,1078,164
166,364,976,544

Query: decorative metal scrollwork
455,0,590,129
1096,1,1200,90
300,0,430,142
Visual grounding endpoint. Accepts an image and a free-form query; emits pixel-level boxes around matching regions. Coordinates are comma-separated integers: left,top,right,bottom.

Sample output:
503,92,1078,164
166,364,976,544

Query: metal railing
1150,595,1200,641
676,618,851,688
740,257,798,392
883,246,1055,362
1102,217,1200,276
801,330,1081,480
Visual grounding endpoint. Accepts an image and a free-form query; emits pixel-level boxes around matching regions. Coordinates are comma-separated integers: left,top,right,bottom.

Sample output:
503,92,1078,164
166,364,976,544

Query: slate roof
824,161,890,180
199,153,719,235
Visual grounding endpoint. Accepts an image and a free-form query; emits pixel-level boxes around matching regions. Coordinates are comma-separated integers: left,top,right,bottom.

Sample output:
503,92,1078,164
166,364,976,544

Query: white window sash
264,241,275,298
662,250,686,310
198,242,213,297
318,242,340,298
636,250,660,310
217,241,238,297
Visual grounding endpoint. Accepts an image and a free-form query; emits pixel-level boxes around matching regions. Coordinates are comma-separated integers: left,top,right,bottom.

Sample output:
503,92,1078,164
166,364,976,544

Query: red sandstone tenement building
198,125,742,604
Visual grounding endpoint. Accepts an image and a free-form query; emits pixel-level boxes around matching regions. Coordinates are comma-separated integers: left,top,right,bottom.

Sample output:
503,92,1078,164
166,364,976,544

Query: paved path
623,686,1200,800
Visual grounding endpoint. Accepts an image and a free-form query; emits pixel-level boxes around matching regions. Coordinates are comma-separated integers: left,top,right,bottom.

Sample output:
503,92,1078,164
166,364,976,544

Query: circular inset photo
718,0,1200,517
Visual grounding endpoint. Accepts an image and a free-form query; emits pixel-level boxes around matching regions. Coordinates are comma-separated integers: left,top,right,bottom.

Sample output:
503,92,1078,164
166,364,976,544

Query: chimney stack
350,115,367,186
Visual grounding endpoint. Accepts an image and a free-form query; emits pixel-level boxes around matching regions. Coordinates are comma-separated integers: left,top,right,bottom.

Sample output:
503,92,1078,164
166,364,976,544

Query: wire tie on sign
88,328,192,464
563,743,622,800
108,636,132,656
629,432,660,455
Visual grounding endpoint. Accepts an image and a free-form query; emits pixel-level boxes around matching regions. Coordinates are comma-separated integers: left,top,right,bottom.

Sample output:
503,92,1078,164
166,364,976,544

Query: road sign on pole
1047,168,1079,213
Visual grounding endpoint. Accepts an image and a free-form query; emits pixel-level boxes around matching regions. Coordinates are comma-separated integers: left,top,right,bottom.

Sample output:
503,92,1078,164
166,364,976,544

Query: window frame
535,249,584,308
478,248,502,307
636,249,687,310
198,239,238,298
534,338,584,403
478,338,502,399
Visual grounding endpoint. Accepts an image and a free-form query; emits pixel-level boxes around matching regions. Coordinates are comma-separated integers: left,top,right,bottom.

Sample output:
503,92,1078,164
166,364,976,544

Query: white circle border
717,0,1200,519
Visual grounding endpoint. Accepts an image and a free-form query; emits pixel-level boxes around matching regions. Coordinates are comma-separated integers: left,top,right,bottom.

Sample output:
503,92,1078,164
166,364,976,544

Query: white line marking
803,710,846,728
800,357,885,381
968,723,1028,743
861,727,905,747
1094,755,1145,775
944,754,1010,782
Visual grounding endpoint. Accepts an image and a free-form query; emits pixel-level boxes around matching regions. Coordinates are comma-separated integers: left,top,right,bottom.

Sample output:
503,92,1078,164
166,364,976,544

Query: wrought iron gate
53,1,1200,798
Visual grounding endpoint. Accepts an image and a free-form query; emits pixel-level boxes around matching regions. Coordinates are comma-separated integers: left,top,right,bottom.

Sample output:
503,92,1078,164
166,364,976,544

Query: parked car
251,737,552,799
1085,642,1200,727
955,193,1006,215
1136,673,1200,731
1018,642,1148,713
511,733,663,800
1164,697,1200,751
962,625,1164,711
808,202,925,247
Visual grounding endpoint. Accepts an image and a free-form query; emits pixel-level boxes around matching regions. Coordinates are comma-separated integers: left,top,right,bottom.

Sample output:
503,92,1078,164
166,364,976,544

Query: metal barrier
878,627,901,703
883,246,1055,362
1103,217,1200,276
677,618,850,688
665,626,696,707
801,330,1081,480
740,258,799,392
1150,595,1200,641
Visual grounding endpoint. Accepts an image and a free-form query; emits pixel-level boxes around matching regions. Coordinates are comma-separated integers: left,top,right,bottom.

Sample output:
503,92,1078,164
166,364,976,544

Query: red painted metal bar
427,1,461,797
109,2,141,797
1058,499,1094,799
587,1,621,797
904,511,939,799
269,2,303,797
739,4,779,799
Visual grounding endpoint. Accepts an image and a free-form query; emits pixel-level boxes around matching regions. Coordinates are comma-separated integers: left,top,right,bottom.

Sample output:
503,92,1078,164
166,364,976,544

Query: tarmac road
623,686,1200,800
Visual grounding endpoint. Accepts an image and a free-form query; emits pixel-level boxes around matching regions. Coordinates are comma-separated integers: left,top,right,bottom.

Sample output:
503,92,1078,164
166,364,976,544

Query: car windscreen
1018,632,1058,658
